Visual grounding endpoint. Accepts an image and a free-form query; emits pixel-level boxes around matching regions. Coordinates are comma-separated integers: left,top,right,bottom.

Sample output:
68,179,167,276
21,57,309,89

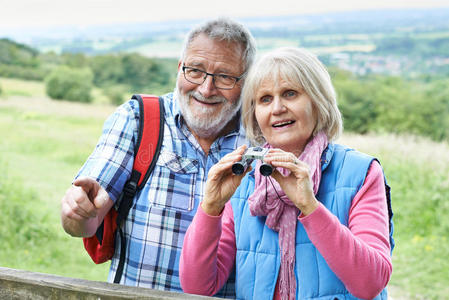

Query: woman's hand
202,145,251,216
264,149,319,216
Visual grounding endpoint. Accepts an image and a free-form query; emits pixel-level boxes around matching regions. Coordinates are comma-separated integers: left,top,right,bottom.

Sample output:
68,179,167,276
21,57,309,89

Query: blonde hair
241,47,342,145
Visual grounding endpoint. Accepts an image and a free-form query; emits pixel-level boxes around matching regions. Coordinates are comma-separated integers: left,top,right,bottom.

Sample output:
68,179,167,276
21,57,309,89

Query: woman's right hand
202,145,250,216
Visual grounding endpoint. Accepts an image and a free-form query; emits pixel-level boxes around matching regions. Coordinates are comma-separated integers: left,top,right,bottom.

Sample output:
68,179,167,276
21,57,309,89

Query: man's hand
61,177,113,237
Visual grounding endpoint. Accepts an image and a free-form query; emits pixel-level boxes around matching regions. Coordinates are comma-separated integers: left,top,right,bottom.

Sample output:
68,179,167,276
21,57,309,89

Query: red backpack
83,94,164,283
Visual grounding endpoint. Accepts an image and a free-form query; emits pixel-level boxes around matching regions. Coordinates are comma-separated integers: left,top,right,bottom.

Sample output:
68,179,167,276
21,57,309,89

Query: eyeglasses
182,65,243,90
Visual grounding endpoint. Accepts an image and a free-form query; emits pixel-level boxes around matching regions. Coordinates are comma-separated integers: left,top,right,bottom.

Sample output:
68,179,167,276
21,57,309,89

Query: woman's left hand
264,149,319,216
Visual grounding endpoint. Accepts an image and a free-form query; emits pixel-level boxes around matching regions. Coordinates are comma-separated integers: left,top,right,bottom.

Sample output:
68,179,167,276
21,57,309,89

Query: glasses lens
184,68,204,84
183,66,237,90
214,75,236,89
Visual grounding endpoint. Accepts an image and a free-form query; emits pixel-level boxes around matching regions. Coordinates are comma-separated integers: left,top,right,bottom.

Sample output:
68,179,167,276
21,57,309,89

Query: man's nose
196,74,217,98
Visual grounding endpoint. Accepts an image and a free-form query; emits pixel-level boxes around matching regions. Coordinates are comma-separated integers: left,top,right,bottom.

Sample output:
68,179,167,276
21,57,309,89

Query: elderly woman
179,47,394,300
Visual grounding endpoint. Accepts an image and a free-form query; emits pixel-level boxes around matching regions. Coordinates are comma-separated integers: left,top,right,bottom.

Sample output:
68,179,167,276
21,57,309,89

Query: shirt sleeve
75,100,139,202
299,160,392,299
180,202,236,296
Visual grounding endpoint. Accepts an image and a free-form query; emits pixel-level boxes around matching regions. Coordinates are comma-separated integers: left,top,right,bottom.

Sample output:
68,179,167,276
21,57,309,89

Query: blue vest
230,144,393,300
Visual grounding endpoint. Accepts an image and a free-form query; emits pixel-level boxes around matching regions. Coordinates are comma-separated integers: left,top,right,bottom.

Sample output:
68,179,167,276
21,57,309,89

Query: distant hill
0,38,39,66
1,8,449,76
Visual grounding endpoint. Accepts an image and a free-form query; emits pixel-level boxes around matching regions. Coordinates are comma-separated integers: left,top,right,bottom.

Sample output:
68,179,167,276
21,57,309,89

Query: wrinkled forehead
183,34,245,73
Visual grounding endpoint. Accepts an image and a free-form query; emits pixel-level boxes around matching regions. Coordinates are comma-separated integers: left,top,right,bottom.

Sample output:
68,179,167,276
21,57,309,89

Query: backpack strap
114,94,164,283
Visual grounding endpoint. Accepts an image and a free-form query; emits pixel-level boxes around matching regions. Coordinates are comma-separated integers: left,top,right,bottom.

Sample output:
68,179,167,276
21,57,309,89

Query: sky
1,0,449,30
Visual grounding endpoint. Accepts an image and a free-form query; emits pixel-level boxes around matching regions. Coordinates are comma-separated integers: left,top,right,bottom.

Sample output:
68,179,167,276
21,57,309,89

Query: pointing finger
73,177,100,196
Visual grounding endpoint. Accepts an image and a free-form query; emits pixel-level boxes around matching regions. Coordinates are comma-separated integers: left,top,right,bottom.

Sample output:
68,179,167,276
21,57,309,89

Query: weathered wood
0,267,218,300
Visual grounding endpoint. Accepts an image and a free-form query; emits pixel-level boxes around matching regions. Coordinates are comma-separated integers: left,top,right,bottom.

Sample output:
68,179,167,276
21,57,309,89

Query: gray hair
180,18,256,73
241,47,343,145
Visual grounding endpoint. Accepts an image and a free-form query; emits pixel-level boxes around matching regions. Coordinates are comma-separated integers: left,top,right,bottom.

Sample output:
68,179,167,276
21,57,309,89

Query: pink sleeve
299,160,392,299
179,202,236,296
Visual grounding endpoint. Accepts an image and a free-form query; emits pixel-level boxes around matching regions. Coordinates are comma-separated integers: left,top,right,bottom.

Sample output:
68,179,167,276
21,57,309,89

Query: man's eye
217,74,234,84
188,68,204,77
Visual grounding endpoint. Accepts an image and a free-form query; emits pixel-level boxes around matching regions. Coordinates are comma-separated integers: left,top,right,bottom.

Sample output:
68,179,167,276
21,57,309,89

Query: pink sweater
180,161,392,299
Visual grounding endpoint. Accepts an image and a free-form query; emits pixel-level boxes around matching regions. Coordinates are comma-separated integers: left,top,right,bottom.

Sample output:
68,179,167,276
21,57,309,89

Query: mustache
188,91,227,104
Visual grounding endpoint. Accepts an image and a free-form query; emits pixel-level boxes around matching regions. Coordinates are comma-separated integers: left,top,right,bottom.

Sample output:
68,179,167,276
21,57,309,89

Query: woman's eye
284,90,297,98
260,96,271,103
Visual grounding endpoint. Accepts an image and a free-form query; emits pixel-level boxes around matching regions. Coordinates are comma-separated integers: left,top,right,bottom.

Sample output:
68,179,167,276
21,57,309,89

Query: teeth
273,120,294,127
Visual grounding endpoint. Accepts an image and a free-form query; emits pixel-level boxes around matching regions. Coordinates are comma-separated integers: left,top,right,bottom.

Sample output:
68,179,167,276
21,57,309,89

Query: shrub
0,64,48,81
103,84,129,106
332,70,449,142
45,66,93,102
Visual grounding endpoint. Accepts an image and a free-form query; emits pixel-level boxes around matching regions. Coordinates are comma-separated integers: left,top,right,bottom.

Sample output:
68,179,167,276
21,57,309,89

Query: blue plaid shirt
77,91,246,297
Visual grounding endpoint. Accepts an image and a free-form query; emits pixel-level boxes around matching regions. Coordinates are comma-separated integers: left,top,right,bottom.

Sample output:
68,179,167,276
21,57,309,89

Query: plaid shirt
77,91,245,297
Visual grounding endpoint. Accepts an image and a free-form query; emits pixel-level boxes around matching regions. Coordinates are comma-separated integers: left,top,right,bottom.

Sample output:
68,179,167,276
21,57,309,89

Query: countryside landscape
1,8,449,299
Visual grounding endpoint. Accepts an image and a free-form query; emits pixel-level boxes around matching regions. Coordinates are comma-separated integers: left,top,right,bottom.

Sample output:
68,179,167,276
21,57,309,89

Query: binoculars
232,147,274,176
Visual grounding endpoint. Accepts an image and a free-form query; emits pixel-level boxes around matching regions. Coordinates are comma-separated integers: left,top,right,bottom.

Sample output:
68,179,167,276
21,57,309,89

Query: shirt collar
171,89,183,128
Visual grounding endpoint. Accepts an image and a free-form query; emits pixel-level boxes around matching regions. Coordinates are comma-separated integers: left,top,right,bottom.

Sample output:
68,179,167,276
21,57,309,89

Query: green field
1,78,448,299
0,78,112,281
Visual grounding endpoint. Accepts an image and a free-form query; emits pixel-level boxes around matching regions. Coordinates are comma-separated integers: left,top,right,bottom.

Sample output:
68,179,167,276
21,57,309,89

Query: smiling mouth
192,95,223,105
272,120,295,128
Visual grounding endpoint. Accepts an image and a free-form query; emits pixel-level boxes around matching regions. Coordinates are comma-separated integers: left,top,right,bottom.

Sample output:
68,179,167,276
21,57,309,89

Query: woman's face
254,76,317,155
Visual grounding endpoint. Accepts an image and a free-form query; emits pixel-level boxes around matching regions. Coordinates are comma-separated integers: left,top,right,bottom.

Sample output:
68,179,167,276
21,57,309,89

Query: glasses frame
182,64,243,90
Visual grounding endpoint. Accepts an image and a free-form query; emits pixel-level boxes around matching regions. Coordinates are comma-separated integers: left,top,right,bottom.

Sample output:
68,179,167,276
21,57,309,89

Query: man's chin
177,88,240,138
187,107,238,138
191,108,220,119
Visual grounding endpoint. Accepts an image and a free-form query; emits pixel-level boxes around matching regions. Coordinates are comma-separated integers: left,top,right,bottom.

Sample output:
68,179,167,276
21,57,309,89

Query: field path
0,95,115,119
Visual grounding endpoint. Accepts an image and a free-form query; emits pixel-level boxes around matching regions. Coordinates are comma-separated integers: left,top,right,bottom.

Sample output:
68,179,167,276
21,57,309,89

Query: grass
1,78,448,298
339,134,449,299
0,76,111,104
0,78,113,280
0,77,46,97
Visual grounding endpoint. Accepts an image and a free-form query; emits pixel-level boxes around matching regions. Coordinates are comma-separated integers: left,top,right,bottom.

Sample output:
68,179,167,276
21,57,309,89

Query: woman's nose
272,97,287,114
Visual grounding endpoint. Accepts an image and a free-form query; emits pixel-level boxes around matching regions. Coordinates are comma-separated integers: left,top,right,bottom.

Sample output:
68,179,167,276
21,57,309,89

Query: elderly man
60,18,256,297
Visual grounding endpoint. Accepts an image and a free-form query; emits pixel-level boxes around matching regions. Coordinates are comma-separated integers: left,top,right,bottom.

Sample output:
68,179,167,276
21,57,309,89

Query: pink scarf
248,131,328,300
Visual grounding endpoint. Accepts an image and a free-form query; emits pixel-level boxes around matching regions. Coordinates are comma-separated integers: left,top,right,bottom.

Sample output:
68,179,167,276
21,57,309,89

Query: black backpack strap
114,94,164,283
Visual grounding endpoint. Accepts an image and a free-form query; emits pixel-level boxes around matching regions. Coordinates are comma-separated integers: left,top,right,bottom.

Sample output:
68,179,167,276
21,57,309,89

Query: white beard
175,84,241,139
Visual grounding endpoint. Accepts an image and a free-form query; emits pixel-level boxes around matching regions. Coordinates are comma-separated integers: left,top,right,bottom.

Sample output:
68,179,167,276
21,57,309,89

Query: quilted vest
230,143,393,300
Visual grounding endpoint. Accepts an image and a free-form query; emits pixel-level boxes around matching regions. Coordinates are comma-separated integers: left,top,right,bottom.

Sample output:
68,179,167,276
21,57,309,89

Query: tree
89,54,123,87
45,66,93,102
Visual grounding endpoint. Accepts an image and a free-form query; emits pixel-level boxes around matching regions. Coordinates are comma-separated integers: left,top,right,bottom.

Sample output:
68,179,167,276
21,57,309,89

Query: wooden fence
0,267,218,300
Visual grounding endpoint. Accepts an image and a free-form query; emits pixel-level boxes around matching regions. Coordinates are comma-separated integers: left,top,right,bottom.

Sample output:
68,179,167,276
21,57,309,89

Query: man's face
176,33,245,138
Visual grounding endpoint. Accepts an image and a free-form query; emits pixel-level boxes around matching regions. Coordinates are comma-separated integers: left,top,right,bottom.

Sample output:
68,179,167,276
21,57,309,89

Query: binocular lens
232,162,246,175
260,163,273,176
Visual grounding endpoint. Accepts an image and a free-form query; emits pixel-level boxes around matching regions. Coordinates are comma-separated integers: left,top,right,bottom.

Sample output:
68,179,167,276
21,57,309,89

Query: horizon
2,5,449,43
1,0,449,32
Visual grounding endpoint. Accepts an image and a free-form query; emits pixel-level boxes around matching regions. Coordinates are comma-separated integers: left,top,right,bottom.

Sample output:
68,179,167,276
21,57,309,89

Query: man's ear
177,60,182,71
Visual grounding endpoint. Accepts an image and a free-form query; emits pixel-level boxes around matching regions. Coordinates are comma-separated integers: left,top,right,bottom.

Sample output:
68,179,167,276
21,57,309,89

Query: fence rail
0,267,217,300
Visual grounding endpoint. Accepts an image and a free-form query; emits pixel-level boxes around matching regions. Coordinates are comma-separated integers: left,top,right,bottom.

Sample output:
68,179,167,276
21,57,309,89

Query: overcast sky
1,0,448,30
